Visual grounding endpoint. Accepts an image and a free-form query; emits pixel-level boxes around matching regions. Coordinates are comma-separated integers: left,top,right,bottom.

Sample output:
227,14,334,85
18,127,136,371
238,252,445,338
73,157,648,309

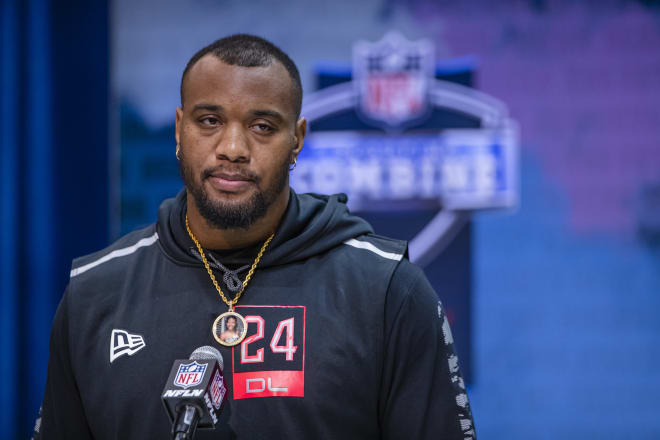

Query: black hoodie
37,189,475,440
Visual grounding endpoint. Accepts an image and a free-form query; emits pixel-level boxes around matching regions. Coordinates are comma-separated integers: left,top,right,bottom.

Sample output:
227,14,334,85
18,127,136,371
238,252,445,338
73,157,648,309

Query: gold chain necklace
185,214,274,347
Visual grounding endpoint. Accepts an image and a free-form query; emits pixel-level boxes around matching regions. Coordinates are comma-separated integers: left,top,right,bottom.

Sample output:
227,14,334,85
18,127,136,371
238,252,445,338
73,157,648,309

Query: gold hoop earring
176,144,181,160
289,157,297,171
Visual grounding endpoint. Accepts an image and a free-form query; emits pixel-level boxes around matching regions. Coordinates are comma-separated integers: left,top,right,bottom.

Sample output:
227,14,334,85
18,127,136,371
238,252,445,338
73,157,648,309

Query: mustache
201,166,259,182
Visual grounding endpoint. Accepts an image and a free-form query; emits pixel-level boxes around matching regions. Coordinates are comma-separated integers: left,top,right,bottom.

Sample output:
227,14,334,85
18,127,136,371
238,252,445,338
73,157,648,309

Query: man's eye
200,117,220,126
253,123,274,133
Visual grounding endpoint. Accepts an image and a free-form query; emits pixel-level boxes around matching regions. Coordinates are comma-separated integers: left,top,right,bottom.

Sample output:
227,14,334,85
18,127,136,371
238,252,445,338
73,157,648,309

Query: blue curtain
0,1,110,437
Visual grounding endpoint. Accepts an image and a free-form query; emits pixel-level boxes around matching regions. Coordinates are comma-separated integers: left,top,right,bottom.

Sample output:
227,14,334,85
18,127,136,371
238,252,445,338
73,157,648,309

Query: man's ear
292,117,306,156
175,106,183,145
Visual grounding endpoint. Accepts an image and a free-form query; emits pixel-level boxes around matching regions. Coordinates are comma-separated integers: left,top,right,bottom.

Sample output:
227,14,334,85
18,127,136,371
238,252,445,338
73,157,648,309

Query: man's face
176,55,305,230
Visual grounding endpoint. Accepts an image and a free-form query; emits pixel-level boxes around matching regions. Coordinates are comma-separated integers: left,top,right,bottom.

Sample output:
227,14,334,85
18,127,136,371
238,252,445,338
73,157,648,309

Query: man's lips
206,172,255,192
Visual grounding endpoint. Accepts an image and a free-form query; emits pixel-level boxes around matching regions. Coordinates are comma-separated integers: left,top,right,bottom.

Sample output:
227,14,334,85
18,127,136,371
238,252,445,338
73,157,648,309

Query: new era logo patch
110,329,146,363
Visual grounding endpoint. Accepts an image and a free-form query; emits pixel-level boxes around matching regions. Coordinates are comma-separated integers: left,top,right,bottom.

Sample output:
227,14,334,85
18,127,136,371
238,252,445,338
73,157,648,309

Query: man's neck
185,190,289,250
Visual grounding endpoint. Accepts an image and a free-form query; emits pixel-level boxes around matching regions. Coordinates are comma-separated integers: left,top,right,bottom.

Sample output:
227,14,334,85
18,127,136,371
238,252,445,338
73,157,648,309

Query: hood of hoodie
157,188,374,268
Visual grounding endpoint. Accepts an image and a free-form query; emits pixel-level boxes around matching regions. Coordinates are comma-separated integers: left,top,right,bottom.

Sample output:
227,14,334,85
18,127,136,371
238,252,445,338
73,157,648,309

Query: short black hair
180,34,303,118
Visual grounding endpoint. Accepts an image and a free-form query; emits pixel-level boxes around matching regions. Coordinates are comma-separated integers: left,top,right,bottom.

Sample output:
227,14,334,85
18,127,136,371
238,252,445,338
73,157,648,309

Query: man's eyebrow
191,103,223,112
250,109,284,121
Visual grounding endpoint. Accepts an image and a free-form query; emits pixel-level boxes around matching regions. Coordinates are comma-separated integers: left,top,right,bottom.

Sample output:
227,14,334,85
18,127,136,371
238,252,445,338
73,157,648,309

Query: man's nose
215,123,249,162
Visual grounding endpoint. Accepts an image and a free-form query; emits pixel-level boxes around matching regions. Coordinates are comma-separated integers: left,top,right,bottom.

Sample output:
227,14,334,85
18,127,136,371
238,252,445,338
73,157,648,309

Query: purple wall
426,1,660,235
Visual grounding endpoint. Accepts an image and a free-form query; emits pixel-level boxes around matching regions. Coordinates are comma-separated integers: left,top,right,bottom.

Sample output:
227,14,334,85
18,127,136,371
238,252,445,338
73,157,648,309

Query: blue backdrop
0,1,110,437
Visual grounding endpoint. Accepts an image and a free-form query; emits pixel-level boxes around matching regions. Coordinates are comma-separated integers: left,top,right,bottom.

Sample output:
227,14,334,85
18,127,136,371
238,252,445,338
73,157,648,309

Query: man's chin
207,193,256,213
193,188,268,230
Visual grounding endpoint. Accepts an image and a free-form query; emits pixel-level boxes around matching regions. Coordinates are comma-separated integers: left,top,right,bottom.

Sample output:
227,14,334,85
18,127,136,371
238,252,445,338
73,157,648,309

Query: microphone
162,346,227,440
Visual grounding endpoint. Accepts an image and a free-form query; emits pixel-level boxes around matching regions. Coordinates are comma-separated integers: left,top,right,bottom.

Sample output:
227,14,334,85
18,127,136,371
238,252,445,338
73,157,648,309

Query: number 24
241,316,298,363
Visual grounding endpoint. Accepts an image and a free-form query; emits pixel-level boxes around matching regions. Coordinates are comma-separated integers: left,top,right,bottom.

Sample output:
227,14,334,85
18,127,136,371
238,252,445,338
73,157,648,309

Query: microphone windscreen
189,345,224,371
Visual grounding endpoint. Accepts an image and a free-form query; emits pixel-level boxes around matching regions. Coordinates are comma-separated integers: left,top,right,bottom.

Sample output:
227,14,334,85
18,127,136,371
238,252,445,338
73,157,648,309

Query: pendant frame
212,311,248,347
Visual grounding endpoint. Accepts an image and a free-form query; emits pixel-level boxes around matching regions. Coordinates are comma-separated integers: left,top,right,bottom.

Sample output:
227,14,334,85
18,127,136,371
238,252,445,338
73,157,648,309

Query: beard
178,149,289,230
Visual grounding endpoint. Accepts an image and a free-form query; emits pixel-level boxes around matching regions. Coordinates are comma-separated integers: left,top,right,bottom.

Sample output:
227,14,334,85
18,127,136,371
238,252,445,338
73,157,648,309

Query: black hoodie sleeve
36,285,93,439
379,260,476,439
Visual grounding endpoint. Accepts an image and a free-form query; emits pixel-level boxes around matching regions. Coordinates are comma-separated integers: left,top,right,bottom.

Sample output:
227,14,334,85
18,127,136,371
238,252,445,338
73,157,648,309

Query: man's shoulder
340,233,408,264
69,223,160,281
324,233,411,285
339,233,429,295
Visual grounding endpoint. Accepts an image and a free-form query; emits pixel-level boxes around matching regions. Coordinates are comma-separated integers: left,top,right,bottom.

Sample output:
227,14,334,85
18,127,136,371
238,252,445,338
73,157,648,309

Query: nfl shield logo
174,361,207,389
353,32,434,129
209,370,226,409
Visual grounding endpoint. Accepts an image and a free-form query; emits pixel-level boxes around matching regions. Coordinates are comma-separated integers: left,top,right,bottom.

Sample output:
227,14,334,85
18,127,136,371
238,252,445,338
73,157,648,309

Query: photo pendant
213,311,248,347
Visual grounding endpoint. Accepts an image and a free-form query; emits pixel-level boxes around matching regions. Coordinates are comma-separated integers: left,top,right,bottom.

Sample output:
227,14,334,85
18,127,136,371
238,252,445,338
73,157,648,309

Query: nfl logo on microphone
209,370,225,409
174,361,207,389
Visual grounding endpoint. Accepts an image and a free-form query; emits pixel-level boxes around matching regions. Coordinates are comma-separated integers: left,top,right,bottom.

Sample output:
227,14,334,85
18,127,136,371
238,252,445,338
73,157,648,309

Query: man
36,34,475,439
